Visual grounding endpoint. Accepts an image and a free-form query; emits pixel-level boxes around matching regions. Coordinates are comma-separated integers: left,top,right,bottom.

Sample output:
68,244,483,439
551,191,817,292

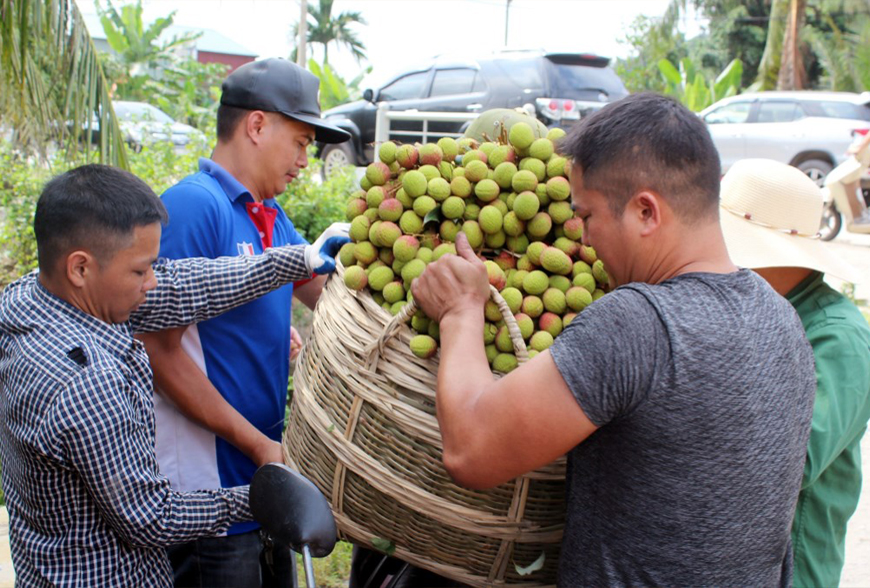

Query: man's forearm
131,245,311,333
139,329,282,466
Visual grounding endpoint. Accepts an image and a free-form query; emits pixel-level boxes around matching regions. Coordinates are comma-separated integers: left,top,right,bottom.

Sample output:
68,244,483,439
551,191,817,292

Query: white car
700,91,870,184
112,101,205,151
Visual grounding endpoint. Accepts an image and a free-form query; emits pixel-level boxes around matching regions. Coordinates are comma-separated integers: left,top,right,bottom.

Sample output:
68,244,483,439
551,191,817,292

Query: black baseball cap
220,58,350,144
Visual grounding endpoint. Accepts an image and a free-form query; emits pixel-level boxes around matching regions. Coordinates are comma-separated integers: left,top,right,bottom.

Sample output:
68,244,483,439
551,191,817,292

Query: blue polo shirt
153,158,308,535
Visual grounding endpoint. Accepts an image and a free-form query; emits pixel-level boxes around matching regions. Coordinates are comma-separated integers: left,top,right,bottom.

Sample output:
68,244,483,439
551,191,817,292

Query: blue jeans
168,530,298,588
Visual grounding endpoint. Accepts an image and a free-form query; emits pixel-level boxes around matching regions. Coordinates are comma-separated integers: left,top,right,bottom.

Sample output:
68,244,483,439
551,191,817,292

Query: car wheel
320,142,356,180
819,201,842,241
796,158,833,187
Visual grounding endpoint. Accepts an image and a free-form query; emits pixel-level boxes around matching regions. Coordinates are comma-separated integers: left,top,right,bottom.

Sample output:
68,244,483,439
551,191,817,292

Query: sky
129,0,704,89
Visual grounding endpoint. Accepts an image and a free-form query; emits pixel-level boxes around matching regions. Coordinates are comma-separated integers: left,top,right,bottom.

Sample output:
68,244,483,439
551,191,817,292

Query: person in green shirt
719,158,870,588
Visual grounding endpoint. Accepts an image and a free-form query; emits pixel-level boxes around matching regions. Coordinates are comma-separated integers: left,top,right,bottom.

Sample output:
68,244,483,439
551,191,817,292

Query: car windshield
114,102,174,124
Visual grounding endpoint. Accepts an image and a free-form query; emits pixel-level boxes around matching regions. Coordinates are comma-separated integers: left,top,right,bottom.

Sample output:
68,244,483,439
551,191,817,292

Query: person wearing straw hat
137,58,351,588
411,92,817,587
720,158,870,588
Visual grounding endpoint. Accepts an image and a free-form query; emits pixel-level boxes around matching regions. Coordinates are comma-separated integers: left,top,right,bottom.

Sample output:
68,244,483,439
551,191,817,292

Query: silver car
700,91,870,184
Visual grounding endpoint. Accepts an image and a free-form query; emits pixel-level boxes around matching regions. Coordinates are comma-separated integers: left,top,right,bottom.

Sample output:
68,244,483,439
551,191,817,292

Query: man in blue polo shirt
138,58,351,588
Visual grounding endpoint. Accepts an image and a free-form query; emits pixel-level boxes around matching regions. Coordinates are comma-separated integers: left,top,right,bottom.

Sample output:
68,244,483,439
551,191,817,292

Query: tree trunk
755,0,789,90
777,0,807,90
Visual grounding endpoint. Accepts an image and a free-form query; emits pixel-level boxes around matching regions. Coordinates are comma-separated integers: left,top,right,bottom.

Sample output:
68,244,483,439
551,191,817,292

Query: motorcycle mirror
363,88,374,102
249,463,337,558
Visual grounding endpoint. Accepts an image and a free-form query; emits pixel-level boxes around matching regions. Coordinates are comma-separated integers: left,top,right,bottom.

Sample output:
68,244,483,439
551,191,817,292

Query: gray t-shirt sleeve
550,288,666,427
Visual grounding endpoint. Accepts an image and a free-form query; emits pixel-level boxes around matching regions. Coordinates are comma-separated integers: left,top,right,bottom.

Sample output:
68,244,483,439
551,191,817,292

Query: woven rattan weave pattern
283,265,566,587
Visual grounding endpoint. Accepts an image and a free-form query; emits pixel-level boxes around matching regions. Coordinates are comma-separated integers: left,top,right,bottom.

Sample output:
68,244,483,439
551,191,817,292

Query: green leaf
371,537,396,556
514,552,545,576
657,58,681,87
423,206,442,226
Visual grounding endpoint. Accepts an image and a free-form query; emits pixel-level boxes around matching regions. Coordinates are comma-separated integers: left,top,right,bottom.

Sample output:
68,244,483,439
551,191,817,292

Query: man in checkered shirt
0,164,347,587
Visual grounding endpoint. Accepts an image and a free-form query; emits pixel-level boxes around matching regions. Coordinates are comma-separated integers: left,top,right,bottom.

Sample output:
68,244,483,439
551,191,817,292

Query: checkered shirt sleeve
130,243,311,333
56,368,253,547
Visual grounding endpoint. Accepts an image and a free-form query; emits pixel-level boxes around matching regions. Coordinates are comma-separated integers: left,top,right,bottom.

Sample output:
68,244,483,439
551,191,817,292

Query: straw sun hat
719,158,860,283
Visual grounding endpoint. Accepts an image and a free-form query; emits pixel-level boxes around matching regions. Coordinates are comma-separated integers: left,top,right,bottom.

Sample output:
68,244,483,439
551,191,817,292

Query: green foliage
296,540,353,588
149,60,228,131
615,11,688,94
308,59,371,111
658,57,743,111
276,148,356,243
0,145,81,285
0,0,128,166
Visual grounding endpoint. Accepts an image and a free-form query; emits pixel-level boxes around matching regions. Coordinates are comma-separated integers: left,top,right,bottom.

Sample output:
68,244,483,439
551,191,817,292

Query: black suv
316,50,628,176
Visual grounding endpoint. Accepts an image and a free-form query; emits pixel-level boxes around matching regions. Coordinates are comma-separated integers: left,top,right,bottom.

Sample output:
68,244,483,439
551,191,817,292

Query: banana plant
658,57,743,112
0,0,128,167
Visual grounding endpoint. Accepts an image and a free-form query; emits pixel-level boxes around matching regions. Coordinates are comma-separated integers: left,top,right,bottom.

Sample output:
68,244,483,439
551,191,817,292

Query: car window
546,63,627,97
430,68,481,97
493,59,544,90
757,101,803,123
378,72,429,102
114,102,174,124
811,101,870,122
704,102,752,124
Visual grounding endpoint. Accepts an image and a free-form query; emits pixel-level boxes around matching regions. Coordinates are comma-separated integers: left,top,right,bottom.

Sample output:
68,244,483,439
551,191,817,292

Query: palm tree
291,0,367,65
0,0,128,167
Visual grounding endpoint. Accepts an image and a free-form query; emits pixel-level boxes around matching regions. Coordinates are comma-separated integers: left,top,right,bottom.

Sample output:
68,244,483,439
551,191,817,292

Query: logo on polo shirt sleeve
237,242,255,256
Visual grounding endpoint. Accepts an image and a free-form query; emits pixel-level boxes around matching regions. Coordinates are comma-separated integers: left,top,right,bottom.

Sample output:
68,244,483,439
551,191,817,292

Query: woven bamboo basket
283,264,566,587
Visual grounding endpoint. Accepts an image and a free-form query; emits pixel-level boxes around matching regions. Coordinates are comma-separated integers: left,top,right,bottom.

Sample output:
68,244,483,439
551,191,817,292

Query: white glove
304,222,351,275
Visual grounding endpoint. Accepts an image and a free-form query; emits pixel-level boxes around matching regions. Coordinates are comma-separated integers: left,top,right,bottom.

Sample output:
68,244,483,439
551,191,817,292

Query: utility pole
297,0,308,67
504,0,513,46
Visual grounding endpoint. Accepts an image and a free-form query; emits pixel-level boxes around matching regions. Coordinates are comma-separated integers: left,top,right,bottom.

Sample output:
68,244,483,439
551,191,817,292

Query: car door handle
466,104,482,111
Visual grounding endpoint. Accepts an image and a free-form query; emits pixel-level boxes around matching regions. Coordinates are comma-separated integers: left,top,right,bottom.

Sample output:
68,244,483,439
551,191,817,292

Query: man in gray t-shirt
412,93,816,587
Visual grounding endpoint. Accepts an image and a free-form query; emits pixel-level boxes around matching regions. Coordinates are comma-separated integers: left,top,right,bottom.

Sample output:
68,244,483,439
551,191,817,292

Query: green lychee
519,157,547,182
522,295,543,318
493,162,518,189
539,312,563,337
511,169,538,193
523,270,549,296
368,266,395,291
338,242,356,268
540,247,573,275
542,288,567,314
437,137,459,162
400,210,424,234
573,272,596,293
393,235,420,262
419,165,441,182
346,198,367,221
474,179,500,202
349,216,371,242
410,334,438,359
492,353,518,373
566,286,593,311
527,242,547,266
450,176,472,198
592,259,610,287
530,330,554,351
563,217,583,241
508,122,535,150
440,219,461,242
500,287,523,314
379,141,398,165
512,191,540,221
413,195,437,218
402,170,428,198
419,143,443,167
366,186,387,209
343,265,368,291
462,220,484,249
440,196,464,220
365,162,391,186
479,206,504,234
549,201,573,225
464,159,489,183
529,138,554,161
546,176,571,201
428,177,451,202
396,145,419,169
378,198,403,222
526,212,553,239
401,258,427,284
353,241,377,265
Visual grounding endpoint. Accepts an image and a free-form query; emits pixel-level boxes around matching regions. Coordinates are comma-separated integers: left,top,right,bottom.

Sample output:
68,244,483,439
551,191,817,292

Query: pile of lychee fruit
339,121,610,373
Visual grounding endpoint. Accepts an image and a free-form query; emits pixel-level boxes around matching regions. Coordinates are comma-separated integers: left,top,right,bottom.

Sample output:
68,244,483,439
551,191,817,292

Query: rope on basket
365,284,530,371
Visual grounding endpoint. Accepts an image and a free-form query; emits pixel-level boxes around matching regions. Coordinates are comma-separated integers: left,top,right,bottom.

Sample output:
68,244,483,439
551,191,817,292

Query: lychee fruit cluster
340,124,611,373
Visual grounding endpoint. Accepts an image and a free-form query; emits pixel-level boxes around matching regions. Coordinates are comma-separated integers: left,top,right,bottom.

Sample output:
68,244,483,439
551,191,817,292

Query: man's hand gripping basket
283,265,566,587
